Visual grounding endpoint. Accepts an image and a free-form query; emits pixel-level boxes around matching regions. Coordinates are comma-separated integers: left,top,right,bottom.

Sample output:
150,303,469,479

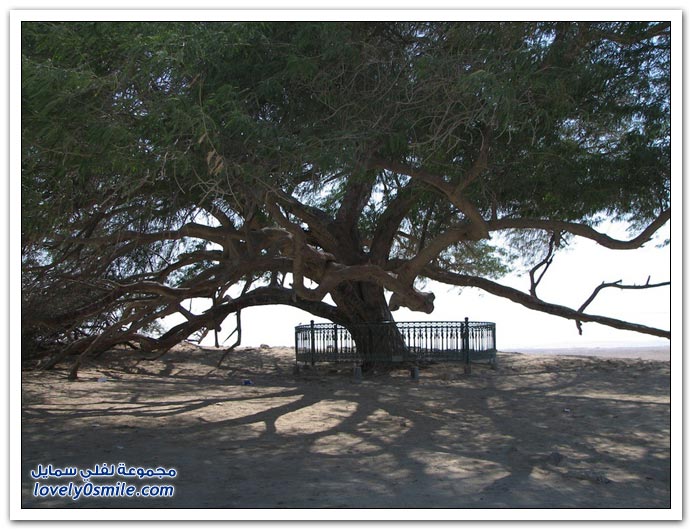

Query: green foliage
20,21,671,353
23,22,670,230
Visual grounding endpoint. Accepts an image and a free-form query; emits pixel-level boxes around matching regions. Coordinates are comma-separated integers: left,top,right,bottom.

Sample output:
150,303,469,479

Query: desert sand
21,344,671,510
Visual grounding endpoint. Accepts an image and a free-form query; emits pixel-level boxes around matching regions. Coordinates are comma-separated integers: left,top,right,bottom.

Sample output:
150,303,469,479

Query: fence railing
294,318,496,365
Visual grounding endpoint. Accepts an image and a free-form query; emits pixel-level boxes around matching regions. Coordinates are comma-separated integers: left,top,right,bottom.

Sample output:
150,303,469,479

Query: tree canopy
21,21,671,374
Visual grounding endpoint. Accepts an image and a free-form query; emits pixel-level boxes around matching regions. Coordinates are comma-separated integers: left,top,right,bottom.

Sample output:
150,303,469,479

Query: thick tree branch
423,266,670,339
155,285,346,349
396,223,477,283
335,172,376,234
370,181,421,263
266,195,435,313
370,158,490,240
46,284,346,375
489,209,670,250
575,277,671,334
271,189,340,253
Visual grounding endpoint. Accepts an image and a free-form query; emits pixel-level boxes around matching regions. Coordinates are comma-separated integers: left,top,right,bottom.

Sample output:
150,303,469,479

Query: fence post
491,323,497,368
463,317,471,367
310,320,315,366
294,325,299,366
333,324,339,361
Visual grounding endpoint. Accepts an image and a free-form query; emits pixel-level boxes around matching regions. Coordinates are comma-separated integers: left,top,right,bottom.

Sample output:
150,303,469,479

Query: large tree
21,21,671,376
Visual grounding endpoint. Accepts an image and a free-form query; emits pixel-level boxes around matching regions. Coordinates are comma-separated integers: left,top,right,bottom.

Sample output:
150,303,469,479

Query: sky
166,219,671,351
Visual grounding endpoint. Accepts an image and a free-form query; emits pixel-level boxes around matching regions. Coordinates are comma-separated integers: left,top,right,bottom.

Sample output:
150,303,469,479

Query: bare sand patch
21,345,670,510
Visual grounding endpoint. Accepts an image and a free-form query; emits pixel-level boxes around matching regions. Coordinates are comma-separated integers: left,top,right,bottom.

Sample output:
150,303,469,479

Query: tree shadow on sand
20,351,671,509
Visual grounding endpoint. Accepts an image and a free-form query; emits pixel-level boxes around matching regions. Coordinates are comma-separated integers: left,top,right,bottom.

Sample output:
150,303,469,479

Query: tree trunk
330,281,408,371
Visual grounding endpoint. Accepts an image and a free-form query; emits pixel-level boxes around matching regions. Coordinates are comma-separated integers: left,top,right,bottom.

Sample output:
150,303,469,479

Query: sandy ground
21,344,671,510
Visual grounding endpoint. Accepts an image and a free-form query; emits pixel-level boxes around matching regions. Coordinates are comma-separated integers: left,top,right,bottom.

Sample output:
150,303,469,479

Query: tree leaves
20,21,671,359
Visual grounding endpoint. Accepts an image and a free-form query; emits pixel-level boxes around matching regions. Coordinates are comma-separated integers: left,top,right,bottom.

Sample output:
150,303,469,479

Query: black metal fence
294,318,496,365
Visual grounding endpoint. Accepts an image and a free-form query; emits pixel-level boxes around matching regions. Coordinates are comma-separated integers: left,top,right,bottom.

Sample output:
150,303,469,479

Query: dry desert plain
21,344,671,510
